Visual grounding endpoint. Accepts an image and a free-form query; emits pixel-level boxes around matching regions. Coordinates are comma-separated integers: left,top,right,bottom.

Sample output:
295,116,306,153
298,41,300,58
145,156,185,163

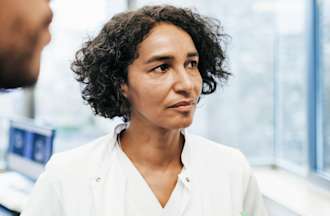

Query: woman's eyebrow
145,55,174,64
145,51,199,64
187,51,199,58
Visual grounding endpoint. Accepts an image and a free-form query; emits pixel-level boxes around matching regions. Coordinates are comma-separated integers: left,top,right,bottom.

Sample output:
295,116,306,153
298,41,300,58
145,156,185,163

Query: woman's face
122,23,202,130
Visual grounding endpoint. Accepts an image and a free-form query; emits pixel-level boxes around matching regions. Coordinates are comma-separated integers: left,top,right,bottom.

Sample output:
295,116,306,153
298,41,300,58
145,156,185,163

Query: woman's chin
164,117,194,130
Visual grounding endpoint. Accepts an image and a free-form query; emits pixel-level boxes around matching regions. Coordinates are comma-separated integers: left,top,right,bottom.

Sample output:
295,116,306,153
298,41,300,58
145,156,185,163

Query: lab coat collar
112,123,192,190
112,123,191,167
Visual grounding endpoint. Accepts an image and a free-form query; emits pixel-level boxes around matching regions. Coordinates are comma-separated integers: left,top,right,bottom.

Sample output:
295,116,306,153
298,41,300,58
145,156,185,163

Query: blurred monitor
7,120,55,180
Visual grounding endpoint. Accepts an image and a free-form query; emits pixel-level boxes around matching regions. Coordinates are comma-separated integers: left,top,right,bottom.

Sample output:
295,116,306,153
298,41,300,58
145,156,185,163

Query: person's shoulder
188,133,250,172
188,134,245,160
44,133,114,177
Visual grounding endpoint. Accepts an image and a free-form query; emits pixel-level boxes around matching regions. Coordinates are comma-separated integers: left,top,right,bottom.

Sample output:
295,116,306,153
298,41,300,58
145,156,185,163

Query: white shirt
21,123,268,216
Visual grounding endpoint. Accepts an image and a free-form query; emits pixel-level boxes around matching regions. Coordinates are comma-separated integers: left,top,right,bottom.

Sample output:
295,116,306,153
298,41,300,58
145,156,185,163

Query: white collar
112,123,192,189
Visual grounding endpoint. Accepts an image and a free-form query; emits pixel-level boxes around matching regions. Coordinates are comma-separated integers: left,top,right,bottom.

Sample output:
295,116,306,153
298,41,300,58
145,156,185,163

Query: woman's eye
187,60,198,69
153,63,170,73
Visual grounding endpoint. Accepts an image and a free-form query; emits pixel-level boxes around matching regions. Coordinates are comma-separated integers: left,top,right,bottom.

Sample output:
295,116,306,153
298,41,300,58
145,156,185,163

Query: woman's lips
168,100,195,112
170,103,194,112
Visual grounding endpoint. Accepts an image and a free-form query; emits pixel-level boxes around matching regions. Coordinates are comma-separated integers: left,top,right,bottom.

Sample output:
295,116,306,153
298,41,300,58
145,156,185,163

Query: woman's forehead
136,23,198,61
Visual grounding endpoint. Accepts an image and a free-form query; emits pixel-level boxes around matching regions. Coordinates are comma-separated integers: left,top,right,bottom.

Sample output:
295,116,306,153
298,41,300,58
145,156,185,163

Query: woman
22,5,268,216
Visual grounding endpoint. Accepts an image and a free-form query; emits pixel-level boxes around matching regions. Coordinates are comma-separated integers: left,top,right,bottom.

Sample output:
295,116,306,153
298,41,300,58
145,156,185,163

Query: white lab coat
21,124,268,216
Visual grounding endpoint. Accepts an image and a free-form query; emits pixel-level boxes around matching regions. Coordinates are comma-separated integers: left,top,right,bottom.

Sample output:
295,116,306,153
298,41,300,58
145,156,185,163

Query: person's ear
121,83,128,98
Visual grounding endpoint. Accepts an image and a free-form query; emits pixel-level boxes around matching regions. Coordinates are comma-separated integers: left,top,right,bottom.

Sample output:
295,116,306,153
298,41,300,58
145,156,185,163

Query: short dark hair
71,5,230,122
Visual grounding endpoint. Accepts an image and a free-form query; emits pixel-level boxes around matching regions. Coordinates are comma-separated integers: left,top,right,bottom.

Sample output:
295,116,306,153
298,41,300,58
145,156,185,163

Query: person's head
72,5,230,129
0,0,52,89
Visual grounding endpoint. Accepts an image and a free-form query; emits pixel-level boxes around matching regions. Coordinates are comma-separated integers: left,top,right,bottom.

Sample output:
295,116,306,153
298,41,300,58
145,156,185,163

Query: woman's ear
121,84,128,98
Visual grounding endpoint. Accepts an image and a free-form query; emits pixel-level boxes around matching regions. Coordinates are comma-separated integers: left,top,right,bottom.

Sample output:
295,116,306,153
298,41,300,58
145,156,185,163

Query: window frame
308,0,330,183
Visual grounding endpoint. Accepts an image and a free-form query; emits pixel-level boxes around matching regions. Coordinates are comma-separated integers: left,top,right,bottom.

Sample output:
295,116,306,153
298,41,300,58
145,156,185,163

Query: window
319,0,330,177
199,0,276,163
275,0,308,171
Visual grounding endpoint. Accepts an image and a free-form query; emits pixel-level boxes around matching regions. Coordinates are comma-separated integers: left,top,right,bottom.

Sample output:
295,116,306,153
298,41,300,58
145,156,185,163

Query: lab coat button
185,177,190,183
96,177,102,182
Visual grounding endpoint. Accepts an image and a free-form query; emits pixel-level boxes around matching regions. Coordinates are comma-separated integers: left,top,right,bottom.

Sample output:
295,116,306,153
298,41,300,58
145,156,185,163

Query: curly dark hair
71,5,230,122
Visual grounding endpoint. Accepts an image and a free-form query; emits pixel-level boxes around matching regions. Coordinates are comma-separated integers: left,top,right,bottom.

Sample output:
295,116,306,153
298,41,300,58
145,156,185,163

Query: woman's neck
120,119,184,170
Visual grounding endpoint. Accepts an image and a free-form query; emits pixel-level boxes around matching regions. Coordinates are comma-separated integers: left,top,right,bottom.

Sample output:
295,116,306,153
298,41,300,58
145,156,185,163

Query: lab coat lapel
90,133,127,216
91,159,126,216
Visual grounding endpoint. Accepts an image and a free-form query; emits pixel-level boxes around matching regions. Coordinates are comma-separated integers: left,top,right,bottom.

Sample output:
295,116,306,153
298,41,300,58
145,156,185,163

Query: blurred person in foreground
22,5,268,216
0,0,52,89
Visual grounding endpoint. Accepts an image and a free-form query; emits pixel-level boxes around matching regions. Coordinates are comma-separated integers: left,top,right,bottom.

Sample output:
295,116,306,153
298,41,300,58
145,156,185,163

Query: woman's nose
173,66,194,95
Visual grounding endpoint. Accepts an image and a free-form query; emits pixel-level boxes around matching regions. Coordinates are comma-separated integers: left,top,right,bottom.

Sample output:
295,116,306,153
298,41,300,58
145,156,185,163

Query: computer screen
7,120,55,180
